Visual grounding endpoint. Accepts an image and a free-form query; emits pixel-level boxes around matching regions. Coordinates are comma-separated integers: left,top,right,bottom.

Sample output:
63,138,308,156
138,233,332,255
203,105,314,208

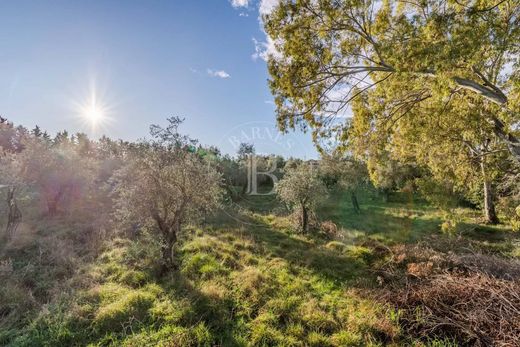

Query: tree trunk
161,229,178,271
480,159,499,224
351,191,360,214
6,187,22,239
47,189,64,216
380,189,390,203
301,205,308,232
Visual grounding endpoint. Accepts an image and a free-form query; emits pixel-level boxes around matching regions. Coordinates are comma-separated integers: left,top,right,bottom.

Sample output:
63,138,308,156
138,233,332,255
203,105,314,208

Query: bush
320,221,339,238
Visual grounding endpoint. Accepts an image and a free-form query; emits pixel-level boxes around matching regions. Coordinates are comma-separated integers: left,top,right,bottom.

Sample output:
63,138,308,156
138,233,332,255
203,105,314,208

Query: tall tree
264,0,520,162
0,152,24,239
237,142,255,194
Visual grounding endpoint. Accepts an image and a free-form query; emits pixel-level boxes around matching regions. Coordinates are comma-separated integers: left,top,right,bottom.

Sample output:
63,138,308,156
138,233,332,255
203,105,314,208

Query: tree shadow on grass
157,270,243,347
459,222,516,239
325,205,443,245
452,222,520,255
315,190,447,244
210,211,369,284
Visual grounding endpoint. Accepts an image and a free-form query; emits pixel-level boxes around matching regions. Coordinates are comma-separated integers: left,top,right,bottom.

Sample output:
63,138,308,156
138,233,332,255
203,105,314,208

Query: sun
73,83,113,132
83,101,104,125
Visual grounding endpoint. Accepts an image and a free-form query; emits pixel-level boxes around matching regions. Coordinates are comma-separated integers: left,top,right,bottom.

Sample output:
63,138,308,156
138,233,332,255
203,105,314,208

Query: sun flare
83,101,104,125
73,83,113,132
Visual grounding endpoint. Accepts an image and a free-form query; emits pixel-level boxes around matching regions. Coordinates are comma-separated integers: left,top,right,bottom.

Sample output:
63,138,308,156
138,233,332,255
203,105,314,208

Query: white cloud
251,0,283,62
252,36,282,62
207,69,231,79
259,0,280,16
227,0,282,63
230,0,249,8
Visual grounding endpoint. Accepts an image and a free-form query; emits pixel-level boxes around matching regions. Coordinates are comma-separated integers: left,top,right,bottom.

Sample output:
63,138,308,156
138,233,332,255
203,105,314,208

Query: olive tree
19,138,94,216
320,154,368,213
276,164,327,232
115,118,223,270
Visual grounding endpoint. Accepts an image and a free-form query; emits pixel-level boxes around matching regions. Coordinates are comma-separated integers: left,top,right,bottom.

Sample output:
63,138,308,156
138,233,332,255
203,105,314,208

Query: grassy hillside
1,190,519,346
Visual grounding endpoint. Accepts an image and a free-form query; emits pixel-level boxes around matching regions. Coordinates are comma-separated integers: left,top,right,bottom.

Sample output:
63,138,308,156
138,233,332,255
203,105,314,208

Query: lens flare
72,80,114,134
83,97,104,125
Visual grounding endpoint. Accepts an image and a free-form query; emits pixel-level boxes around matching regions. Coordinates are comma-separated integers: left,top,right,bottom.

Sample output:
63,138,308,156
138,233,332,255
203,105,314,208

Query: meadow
2,188,518,346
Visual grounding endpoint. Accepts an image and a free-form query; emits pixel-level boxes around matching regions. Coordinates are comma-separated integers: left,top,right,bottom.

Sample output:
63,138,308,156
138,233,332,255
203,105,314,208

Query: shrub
0,281,35,322
320,220,339,238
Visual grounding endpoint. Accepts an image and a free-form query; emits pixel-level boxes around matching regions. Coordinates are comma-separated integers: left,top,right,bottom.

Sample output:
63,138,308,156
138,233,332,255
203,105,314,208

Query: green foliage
416,178,459,210
6,204,402,346
276,163,328,231
4,187,519,346
264,0,520,226
114,118,223,268
265,0,520,158
2,115,518,346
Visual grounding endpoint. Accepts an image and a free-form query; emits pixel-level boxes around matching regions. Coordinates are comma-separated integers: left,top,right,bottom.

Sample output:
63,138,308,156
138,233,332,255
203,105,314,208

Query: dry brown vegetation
376,241,520,346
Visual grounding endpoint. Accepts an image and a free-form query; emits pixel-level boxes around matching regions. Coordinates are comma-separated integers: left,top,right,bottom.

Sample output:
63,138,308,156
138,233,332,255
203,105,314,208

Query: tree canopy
265,0,520,162
114,118,223,269
276,163,327,231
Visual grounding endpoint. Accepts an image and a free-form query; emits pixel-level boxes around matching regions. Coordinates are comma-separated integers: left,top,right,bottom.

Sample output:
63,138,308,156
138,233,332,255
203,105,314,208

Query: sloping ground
7,223,399,346
2,191,519,346
318,191,520,346
374,241,520,347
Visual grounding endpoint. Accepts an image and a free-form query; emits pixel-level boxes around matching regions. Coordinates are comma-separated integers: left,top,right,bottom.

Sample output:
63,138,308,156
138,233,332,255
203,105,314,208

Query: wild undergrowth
1,191,518,346
6,220,400,346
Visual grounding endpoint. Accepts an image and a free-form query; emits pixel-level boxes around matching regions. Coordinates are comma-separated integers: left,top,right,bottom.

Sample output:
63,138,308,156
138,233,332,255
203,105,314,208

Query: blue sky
0,0,317,158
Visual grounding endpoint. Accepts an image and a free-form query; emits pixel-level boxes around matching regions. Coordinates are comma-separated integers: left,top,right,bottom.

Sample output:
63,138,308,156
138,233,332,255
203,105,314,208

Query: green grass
317,189,444,244
7,229,394,346
318,189,518,255
2,189,518,346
